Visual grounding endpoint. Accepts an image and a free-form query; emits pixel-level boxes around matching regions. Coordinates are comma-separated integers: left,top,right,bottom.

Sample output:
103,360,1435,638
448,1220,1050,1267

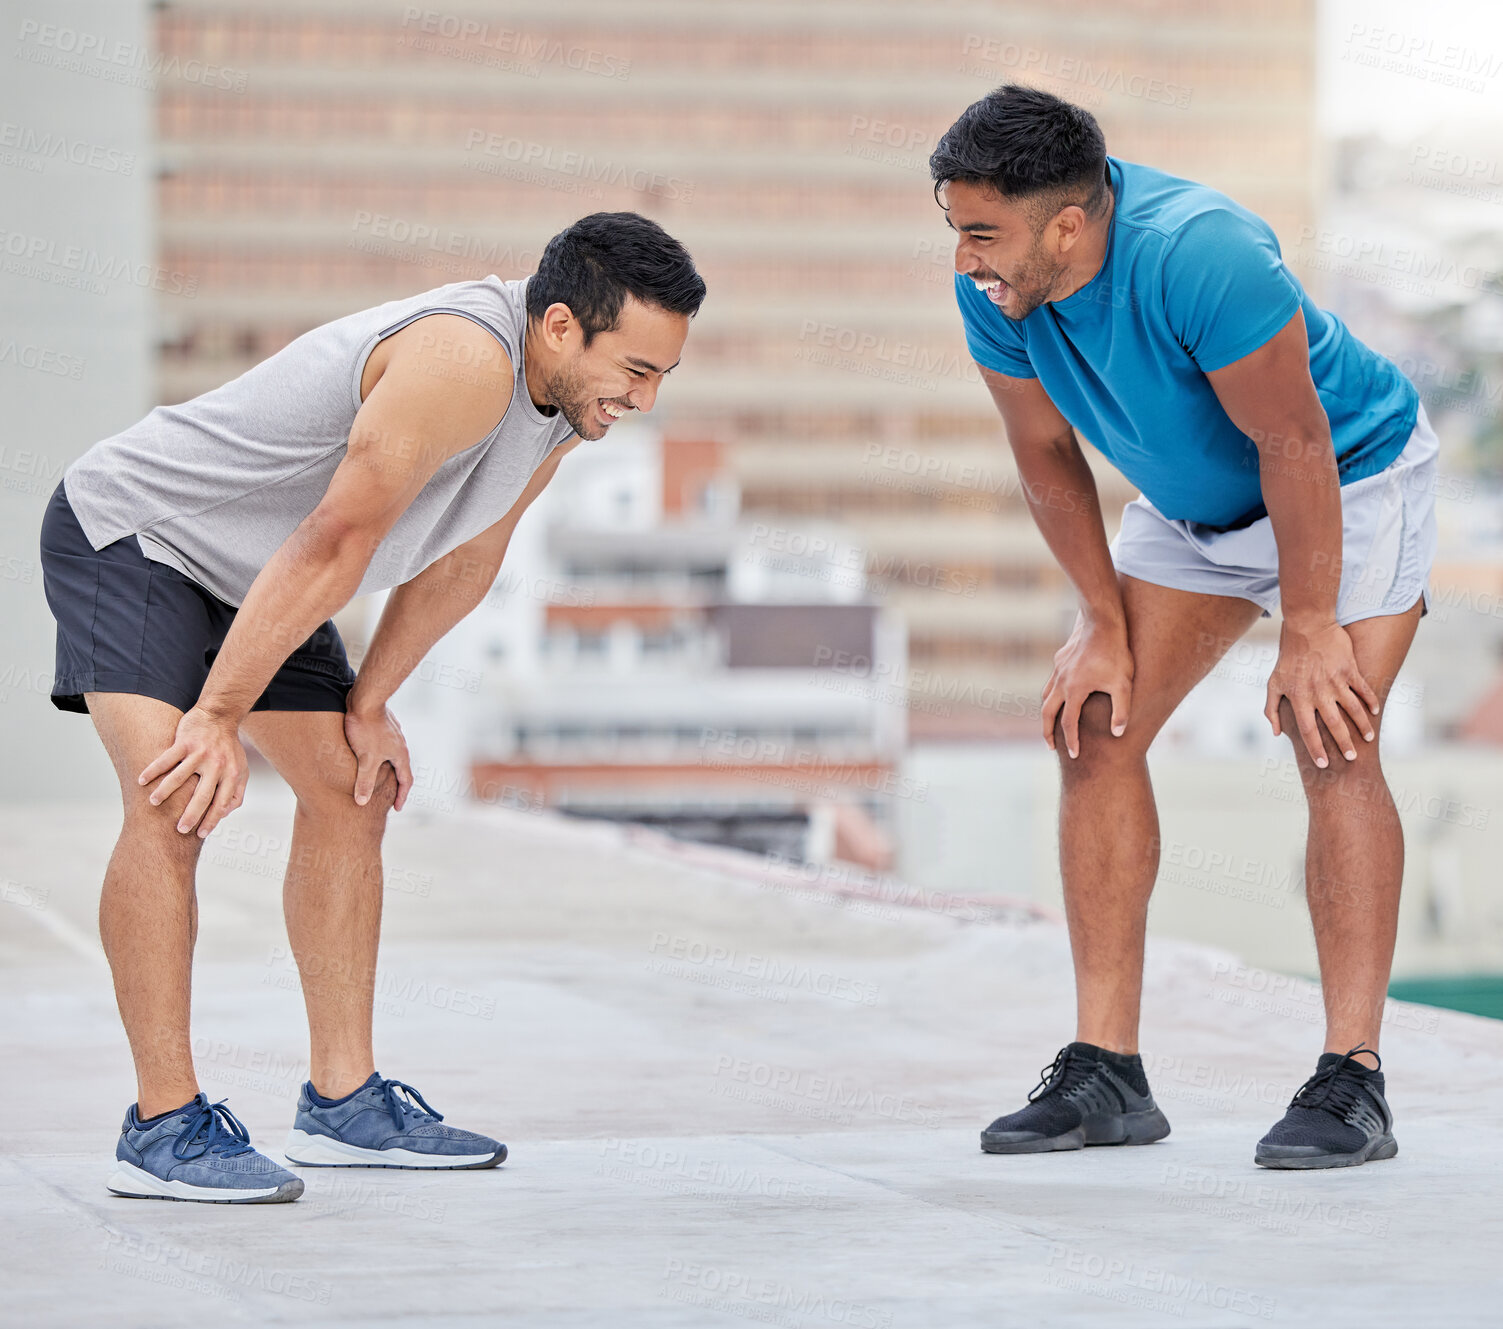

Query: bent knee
122,783,210,859
295,760,398,822
1277,698,1385,781
1056,692,1145,764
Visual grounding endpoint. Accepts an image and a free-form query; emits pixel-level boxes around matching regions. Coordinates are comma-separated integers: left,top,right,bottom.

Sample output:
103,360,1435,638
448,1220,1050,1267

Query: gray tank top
63,274,574,606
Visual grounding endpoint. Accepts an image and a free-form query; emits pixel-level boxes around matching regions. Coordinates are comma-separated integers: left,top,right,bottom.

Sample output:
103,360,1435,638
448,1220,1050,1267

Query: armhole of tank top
350,305,516,410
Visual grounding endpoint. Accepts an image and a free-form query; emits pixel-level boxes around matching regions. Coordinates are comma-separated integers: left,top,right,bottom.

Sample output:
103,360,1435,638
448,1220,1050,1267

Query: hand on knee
1278,697,1383,783
297,761,398,822
361,764,400,815
1056,692,1143,767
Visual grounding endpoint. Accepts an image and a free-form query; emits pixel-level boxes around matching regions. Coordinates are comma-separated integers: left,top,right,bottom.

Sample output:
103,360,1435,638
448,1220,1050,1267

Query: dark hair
526,211,706,344
929,84,1109,229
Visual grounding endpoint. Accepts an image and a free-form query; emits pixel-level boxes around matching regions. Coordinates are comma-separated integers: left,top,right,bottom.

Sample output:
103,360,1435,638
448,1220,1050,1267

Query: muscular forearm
1258,420,1342,628
1016,438,1123,627
198,518,374,722
347,547,494,714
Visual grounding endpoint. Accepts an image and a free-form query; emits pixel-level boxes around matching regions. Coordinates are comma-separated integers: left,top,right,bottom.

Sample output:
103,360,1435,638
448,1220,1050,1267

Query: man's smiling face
539,295,689,441
939,178,1072,321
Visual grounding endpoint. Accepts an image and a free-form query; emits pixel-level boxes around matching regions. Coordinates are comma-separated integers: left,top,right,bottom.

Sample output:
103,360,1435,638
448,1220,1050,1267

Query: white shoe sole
283,1128,504,1169
106,1159,303,1203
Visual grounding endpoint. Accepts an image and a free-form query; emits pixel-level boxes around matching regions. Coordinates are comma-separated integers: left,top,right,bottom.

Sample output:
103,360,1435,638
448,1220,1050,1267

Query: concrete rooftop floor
2,779,1501,1327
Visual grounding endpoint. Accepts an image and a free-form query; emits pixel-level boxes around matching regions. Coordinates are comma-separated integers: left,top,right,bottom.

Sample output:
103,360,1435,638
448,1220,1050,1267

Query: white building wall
2,0,154,801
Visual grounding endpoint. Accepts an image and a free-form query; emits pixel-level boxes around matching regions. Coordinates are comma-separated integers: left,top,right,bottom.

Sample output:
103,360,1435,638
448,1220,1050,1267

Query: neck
520,321,555,412
1052,183,1115,303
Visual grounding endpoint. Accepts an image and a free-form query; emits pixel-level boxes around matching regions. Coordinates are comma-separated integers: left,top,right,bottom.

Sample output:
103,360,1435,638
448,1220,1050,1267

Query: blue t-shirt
955,156,1419,528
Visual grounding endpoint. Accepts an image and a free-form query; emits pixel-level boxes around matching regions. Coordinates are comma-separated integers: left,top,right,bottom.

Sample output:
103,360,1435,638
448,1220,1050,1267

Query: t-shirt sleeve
1160,207,1302,372
952,271,1037,378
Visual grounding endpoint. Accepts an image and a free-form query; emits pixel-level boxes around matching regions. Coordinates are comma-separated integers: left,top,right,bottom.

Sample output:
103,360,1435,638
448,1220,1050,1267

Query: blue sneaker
284,1072,506,1169
107,1093,304,1203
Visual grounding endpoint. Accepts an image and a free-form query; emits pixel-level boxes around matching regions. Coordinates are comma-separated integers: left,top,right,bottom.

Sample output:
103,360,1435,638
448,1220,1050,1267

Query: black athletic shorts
39,479,356,716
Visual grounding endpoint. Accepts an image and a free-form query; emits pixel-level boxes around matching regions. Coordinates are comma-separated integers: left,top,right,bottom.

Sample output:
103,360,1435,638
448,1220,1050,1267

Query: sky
1319,0,1503,140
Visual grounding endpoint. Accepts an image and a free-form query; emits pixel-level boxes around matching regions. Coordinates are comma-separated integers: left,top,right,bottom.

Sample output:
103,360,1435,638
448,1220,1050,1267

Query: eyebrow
943,216,998,234
625,356,680,375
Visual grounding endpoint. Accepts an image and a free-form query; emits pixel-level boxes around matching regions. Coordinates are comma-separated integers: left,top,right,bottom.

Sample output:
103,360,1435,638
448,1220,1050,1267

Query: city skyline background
5,0,1503,1007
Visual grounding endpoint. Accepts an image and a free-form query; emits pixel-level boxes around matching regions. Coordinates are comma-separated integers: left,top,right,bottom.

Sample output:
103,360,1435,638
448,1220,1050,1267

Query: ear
1051,204,1089,254
540,301,576,351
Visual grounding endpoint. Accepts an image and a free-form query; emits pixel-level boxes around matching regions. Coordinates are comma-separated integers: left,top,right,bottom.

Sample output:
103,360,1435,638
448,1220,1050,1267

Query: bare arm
341,437,580,806
1205,310,1380,768
983,368,1118,626
980,366,1131,756
201,316,515,721
139,313,516,836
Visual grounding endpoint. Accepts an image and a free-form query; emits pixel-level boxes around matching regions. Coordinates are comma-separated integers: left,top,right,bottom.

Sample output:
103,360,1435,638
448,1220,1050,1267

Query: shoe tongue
1064,1041,1105,1060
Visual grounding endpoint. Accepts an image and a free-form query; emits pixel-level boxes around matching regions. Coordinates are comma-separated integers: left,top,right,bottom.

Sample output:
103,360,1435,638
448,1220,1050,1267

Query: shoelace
1287,1043,1382,1117
1026,1047,1097,1104
379,1078,445,1132
171,1097,255,1161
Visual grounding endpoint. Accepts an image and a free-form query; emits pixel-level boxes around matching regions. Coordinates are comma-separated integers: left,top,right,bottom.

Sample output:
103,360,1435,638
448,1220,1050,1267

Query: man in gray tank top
39,212,705,1202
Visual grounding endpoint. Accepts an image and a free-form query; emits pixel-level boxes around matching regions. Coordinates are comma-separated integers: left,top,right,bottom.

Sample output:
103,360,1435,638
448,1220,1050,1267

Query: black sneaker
980,1041,1170,1154
1255,1045,1397,1170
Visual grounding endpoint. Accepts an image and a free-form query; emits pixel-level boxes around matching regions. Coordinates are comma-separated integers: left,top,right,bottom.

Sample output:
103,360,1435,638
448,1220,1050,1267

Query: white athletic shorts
1110,404,1439,626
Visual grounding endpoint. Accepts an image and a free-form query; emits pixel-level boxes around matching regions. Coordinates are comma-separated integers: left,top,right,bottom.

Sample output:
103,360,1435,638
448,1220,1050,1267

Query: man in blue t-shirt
933,85,1433,1170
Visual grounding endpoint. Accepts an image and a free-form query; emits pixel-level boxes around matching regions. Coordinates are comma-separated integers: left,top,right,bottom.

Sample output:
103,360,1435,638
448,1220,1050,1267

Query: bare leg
1280,598,1423,1055
1057,576,1263,1053
86,692,206,1118
239,710,396,1098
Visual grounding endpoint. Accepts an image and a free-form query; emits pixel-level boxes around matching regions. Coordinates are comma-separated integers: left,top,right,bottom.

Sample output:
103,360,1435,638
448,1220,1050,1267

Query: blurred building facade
1306,131,1503,738
153,0,1320,735
15,0,1503,985
464,425,909,868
